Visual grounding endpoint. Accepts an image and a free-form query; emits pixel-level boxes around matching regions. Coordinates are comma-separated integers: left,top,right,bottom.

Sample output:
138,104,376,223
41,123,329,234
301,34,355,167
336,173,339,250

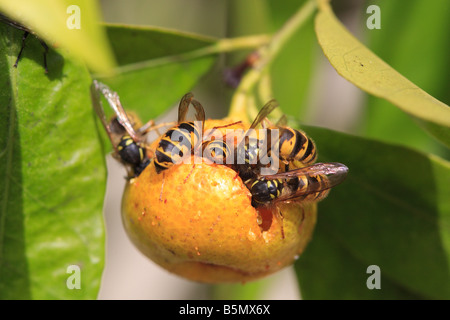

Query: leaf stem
228,0,317,121
95,34,271,78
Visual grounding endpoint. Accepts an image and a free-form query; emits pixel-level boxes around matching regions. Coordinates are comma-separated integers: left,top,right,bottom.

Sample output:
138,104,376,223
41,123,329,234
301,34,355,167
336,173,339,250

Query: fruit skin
121,119,318,283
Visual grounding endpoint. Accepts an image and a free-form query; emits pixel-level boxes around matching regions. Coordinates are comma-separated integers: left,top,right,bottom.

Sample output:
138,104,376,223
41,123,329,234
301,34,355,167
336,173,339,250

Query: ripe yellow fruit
121,119,317,283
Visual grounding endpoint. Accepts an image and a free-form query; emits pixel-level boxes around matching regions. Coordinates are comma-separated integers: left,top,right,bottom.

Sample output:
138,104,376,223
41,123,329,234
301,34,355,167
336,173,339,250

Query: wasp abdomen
202,140,231,165
279,128,316,165
154,121,201,173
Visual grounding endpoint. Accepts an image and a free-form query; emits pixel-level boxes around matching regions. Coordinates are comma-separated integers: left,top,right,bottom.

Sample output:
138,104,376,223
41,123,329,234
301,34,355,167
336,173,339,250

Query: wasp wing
177,92,194,123
275,114,288,127
92,80,139,141
234,100,280,163
250,99,279,129
190,99,206,134
262,162,348,202
263,162,348,182
90,81,117,148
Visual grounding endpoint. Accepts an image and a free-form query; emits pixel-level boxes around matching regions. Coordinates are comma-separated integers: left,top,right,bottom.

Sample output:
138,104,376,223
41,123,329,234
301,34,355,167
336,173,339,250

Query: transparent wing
275,114,288,127
250,99,279,129
91,80,139,141
264,162,348,182
177,92,194,123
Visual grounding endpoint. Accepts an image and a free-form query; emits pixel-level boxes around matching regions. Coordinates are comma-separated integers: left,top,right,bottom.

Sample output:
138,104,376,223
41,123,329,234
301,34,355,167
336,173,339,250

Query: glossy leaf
96,24,217,122
294,125,450,299
0,24,105,299
363,0,450,157
0,0,115,74
314,1,450,148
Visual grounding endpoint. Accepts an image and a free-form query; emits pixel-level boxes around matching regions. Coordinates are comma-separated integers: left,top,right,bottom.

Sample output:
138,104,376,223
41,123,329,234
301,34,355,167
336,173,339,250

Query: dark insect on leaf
0,12,49,73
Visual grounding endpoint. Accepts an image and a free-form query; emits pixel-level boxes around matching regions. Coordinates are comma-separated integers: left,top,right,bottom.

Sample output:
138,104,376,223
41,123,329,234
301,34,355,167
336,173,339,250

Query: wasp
250,162,348,207
202,139,231,165
154,93,206,173
203,98,319,182
250,162,348,238
201,99,280,182
277,126,317,167
234,99,281,181
248,100,317,169
90,80,160,178
0,13,49,73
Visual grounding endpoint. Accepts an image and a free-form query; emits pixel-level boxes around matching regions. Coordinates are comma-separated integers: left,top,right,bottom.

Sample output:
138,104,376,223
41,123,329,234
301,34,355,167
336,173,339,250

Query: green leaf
0,24,105,299
363,0,450,157
212,280,268,300
268,0,316,119
314,1,450,148
0,0,116,74
96,24,217,122
294,125,450,299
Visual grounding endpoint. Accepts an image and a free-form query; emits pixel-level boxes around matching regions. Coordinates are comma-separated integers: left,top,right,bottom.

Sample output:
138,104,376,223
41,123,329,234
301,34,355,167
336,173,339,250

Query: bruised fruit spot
121,119,318,283
256,206,274,232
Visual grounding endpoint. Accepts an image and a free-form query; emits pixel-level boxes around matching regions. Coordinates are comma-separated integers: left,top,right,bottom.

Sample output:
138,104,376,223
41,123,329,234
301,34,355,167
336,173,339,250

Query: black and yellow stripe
249,172,332,207
278,128,317,165
202,139,231,165
299,174,330,202
154,121,202,173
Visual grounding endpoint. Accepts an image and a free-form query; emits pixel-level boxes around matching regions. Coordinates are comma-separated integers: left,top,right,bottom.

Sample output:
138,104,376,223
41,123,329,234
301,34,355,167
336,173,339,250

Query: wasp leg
14,31,29,68
38,38,49,73
136,119,156,135
138,120,176,136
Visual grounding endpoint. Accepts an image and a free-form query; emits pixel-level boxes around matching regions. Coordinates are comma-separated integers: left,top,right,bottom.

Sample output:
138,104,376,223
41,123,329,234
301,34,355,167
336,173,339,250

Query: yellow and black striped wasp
154,92,206,173
201,99,280,182
250,162,348,207
250,162,348,238
0,12,49,72
253,101,317,170
202,99,348,238
202,98,318,182
232,99,281,181
91,80,162,178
